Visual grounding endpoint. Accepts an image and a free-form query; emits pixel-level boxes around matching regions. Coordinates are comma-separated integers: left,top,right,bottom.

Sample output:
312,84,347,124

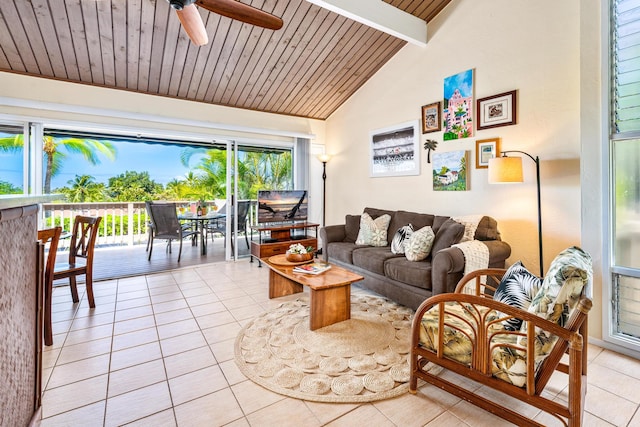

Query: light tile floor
40,260,640,426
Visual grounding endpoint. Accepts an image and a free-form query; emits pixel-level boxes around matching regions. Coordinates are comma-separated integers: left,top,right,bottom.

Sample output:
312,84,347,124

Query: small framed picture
475,137,500,169
421,102,441,134
476,90,516,130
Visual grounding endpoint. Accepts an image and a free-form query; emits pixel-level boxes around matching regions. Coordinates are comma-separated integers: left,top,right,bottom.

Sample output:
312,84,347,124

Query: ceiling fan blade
196,0,283,30
176,4,209,45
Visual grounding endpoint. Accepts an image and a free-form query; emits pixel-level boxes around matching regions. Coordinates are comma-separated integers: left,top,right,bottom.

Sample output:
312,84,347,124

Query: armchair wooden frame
38,226,62,346
53,216,102,309
409,269,592,427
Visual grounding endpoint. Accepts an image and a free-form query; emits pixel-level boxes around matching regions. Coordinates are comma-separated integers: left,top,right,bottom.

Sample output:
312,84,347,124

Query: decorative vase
286,251,313,262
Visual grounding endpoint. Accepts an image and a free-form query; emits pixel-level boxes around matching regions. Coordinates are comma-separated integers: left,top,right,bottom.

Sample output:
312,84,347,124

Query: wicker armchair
410,247,592,427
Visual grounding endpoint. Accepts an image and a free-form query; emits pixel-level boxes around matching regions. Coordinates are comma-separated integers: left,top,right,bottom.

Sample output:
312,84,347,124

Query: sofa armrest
320,225,346,261
431,247,466,294
430,240,512,295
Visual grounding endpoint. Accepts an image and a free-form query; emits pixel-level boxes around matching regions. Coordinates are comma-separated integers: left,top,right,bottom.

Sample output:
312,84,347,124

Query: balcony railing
40,200,258,249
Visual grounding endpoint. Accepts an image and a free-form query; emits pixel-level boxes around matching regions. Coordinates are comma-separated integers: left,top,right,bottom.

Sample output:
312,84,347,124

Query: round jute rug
234,294,414,403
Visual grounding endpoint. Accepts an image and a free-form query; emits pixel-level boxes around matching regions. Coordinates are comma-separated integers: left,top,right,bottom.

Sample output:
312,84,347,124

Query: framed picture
370,121,420,177
443,69,474,140
476,90,517,130
421,102,441,133
432,150,468,191
475,137,500,169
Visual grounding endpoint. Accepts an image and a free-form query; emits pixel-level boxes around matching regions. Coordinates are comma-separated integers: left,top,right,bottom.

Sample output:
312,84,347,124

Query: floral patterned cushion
418,246,593,388
518,246,592,346
405,226,435,261
355,212,391,247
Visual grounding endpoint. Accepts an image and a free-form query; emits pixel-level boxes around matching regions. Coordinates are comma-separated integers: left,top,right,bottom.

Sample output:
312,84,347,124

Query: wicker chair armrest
411,292,591,347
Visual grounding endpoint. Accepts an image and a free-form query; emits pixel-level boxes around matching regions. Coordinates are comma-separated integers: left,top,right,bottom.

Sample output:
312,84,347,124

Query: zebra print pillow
493,261,542,331
391,224,414,254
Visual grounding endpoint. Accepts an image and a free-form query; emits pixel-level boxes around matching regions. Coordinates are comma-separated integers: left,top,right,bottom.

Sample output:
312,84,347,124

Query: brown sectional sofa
320,207,512,310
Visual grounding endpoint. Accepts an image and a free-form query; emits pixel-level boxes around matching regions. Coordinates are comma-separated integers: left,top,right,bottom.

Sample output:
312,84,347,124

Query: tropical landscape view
0,132,293,202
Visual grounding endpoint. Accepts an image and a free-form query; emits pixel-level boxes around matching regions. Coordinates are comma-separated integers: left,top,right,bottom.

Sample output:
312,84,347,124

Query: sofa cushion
405,226,435,261
363,207,395,220
475,216,500,241
352,247,399,276
344,214,361,243
431,219,465,255
493,261,542,331
327,242,364,264
356,212,391,246
431,215,451,234
384,257,433,290
391,224,414,254
388,210,434,244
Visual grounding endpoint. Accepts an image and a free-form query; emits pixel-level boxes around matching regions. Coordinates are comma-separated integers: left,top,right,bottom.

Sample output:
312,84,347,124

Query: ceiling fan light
168,0,196,11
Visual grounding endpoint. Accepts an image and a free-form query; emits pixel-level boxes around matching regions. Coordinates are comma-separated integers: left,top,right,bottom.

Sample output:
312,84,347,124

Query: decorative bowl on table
285,251,313,263
285,243,314,262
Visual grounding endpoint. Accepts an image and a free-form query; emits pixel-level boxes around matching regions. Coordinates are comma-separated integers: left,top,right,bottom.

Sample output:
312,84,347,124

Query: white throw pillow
391,224,414,254
405,226,435,261
355,213,391,247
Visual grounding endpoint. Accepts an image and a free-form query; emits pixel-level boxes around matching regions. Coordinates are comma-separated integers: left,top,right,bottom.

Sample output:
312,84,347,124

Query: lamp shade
488,156,524,183
317,153,332,163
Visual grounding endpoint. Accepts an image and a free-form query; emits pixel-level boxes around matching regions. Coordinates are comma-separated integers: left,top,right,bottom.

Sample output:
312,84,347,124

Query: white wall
325,0,596,326
0,72,328,224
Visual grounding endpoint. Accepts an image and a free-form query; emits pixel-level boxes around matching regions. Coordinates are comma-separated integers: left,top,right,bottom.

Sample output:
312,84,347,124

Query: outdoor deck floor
54,235,253,284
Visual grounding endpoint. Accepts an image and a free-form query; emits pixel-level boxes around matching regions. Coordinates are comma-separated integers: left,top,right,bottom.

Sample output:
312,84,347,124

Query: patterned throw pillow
517,246,592,349
405,226,435,261
493,261,542,331
355,212,391,246
526,246,592,326
391,224,414,254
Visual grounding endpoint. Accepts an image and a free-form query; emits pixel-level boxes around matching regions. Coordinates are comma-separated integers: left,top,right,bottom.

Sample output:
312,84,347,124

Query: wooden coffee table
263,255,364,330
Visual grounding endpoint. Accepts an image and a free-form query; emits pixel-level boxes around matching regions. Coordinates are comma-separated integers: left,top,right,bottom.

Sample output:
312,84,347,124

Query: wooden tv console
250,221,319,265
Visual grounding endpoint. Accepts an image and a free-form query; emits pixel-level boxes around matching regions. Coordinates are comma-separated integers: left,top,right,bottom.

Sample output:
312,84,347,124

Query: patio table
178,211,224,255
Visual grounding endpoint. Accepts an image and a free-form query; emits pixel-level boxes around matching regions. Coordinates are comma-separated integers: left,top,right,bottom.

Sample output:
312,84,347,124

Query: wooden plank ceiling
0,0,451,120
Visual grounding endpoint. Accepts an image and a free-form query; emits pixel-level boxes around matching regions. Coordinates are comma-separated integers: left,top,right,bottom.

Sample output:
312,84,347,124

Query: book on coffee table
293,262,332,275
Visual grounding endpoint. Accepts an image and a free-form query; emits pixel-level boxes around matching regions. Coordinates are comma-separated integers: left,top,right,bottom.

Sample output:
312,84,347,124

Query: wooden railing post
127,202,134,246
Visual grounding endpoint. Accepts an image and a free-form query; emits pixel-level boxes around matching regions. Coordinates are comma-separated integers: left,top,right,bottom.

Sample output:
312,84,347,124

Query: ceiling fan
167,0,284,46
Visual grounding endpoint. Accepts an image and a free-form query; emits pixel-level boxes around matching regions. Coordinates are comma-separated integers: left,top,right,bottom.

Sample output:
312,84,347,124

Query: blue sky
0,139,206,189
444,68,473,99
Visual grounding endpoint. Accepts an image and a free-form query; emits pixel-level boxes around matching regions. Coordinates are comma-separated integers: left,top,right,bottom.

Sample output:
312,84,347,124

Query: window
610,0,640,347
0,124,26,195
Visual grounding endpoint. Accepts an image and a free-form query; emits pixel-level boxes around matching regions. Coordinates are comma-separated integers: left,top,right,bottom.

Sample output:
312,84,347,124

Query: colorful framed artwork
443,69,474,140
370,121,420,177
432,150,468,191
476,90,517,130
421,102,441,133
475,137,500,169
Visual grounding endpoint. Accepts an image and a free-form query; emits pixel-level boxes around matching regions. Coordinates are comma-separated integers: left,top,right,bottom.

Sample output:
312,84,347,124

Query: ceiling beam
305,0,427,47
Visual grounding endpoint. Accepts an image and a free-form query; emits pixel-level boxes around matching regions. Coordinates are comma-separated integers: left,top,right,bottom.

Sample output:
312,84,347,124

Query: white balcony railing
40,200,258,249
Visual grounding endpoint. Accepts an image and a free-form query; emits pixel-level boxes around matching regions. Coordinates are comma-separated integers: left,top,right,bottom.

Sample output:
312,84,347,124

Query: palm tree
63,174,105,202
43,136,116,193
423,139,438,163
458,156,467,181
181,147,293,200
0,134,117,193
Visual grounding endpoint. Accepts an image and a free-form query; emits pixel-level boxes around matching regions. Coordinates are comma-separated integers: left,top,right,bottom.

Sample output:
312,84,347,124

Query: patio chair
146,201,200,262
53,216,102,309
206,200,250,251
38,226,62,346
410,246,593,427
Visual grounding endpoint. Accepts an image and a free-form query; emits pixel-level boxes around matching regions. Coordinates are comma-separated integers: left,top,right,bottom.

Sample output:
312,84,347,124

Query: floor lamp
316,154,332,228
488,150,543,277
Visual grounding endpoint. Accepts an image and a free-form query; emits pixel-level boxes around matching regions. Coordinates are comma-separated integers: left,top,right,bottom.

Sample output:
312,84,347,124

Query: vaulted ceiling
0,0,451,120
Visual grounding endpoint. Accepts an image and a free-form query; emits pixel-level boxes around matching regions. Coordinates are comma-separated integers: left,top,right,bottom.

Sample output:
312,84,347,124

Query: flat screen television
257,190,308,223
